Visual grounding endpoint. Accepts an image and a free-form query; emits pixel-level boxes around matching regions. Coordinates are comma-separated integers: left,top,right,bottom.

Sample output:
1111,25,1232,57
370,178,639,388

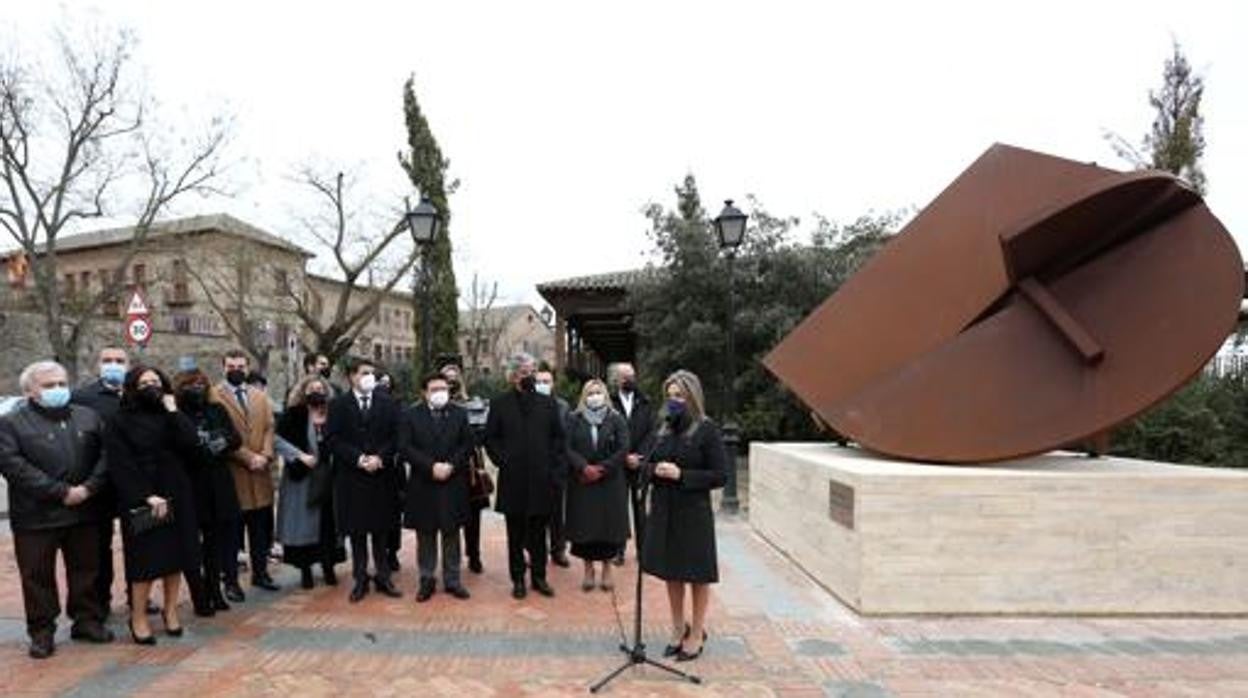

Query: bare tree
0,26,229,380
461,272,507,382
285,168,419,366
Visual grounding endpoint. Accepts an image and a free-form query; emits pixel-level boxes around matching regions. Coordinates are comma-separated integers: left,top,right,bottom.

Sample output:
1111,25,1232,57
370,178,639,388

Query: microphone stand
588,464,701,693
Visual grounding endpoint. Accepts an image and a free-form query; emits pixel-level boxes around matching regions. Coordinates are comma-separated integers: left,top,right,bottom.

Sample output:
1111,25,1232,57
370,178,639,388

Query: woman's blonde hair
286,375,332,409
661,369,706,431
576,378,611,412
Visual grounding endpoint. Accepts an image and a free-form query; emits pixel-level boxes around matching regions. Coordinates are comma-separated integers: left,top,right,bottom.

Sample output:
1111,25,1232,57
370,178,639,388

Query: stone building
457,304,557,379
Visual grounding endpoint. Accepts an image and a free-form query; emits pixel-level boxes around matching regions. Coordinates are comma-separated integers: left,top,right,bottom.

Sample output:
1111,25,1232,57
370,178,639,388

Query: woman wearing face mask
275,376,343,589
641,370,727,662
104,366,203,645
173,369,243,616
563,379,630,592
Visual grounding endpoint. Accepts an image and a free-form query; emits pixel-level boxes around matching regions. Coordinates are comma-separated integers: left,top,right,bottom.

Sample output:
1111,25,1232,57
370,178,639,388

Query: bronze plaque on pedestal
829,480,855,530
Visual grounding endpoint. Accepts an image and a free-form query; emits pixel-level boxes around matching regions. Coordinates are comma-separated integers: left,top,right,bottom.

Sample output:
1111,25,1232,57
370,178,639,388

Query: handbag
128,499,175,535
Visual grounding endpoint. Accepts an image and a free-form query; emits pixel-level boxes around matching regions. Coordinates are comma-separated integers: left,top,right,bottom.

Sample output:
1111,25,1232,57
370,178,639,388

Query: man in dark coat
70,345,130,616
0,360,114,658
399,373,474,602
609,362,656,565
326,357,402,602
484,352,566,599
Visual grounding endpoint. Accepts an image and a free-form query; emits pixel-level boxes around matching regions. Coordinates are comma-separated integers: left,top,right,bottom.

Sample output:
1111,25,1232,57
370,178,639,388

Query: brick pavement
2,513,1248,697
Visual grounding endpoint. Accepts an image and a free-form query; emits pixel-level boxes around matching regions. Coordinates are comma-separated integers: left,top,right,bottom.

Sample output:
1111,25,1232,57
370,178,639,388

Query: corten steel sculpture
764,144,1244,464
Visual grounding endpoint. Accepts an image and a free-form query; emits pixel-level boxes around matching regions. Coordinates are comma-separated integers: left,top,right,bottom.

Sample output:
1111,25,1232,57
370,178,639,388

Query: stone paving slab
3,512,1248,696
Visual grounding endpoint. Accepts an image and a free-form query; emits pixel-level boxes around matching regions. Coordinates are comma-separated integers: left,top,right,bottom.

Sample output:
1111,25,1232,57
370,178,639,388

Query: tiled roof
11,213,312,258
536,267,663,294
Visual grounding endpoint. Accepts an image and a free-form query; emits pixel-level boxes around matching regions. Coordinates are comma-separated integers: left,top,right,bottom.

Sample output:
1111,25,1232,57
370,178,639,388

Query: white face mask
357,374,377,394
428,390,449,409
534,382,553,396
586,393,607,409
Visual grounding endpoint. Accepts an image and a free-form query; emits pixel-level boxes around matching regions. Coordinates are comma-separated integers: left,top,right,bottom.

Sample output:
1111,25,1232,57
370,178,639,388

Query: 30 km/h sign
125,290,152,348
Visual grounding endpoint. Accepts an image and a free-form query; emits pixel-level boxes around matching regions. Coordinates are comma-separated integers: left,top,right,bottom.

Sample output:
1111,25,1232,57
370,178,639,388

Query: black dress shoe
446,585,471,600
211,594,231,612
70,623,116,644
223,581,246,603
322,566,339,586
387,553,402,572
349,579,369,603
468,558,483,574
374,578,402,598
675,642,705,662
129,620,156,646
663,623,691,658
163,612,184,637
193,604,215,618
511,581,527,599
28,635,55,659
551,551,570,568
416,580,435,602
531,578,555,597
252,573,280,591
300,568,315,590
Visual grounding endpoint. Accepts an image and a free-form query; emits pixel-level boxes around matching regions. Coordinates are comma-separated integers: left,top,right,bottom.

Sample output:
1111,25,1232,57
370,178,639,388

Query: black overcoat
105,405,203,582
399,403,473,533
325,391,400,535
640,418,727,584
182,402,243,525
564,409,631,546
484,389,566,517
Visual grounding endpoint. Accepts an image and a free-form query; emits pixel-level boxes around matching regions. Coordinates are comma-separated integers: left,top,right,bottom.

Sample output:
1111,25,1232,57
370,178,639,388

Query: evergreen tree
398,76,459,376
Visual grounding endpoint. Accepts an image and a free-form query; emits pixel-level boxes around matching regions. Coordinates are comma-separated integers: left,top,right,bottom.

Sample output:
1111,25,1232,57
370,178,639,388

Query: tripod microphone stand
588,469,701,693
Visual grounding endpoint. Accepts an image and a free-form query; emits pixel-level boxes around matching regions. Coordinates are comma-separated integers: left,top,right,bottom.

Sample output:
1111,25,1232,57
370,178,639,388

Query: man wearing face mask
399,373,474,601
485,352,567,599
609,362,656,566
213,349,278,600
1,361,114,658
534,367,571,569
327,357,403,602
71,346,131,618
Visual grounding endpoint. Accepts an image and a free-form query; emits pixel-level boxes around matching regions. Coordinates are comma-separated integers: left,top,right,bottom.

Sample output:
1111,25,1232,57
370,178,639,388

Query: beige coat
214,383,276,510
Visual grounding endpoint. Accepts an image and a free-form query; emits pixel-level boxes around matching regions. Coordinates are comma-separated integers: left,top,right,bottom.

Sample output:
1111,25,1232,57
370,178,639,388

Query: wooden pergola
536,268,659,379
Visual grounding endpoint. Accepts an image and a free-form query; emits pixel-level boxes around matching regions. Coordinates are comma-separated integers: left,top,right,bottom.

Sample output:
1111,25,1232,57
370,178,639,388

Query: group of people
0,346,728,665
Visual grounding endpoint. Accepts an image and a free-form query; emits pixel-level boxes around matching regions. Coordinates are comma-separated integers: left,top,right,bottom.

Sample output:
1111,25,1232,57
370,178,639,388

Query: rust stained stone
764,143,1244,463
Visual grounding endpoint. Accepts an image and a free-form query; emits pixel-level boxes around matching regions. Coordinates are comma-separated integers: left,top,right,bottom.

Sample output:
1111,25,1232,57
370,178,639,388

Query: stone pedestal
749,443,1248,615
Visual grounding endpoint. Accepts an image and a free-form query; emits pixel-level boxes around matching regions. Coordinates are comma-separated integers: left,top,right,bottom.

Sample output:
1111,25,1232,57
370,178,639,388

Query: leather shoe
252,573,280,591
531,578,555,597
468,558,483,574
551,551,570,568
446,585,471,600
300,568,315,590
349,579,369,603
70,623,115,644
511,581,527,600
29,634,55,659
374,578,402,598
322,566,339,586
223,581,246,603
211,594,231,612
416,580,435,602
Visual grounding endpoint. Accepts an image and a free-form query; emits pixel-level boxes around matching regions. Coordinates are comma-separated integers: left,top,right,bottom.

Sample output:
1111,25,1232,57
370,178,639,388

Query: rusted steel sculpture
764,144,1244,463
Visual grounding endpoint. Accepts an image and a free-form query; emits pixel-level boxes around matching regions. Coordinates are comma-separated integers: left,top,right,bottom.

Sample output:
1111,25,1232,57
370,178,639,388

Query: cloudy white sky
5,1,1246,308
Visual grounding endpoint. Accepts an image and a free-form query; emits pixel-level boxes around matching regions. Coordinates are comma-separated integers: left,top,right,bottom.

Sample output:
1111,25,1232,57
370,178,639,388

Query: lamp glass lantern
714,199,747,251
406,196,440,245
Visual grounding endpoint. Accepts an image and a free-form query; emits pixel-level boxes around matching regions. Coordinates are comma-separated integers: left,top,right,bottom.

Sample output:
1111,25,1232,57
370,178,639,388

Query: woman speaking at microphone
641,370,727,663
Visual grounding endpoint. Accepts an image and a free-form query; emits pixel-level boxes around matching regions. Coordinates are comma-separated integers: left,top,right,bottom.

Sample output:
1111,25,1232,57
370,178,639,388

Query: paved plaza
2,513,1248,697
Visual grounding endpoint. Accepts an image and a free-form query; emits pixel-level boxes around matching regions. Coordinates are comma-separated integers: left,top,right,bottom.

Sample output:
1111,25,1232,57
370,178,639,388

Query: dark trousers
350,532,390,583
221,517,243,583
94,518,116,612
504,514,549,583
196,518,234,594
463,507,483,563
548,485,566,555
13,524,105,640
387,524,402,561
417,529,461,588
242,507,274,579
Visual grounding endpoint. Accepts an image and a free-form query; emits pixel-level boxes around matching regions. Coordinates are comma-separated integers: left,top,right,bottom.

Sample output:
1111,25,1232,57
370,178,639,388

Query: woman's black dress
640,418,728,583
564,409,630,561
105,405,203,582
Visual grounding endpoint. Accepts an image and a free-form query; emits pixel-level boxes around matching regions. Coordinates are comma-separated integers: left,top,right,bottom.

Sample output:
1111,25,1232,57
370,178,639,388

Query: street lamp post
405,196,441,374
713,199,747,515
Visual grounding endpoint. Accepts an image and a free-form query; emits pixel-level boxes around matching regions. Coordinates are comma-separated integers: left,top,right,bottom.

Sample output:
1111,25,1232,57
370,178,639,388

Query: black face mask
139,385,165,408
319,367,332,380
305,392,328,408
179,387,207,408
619,379,635,393
225,369,246,387
518,374,536,393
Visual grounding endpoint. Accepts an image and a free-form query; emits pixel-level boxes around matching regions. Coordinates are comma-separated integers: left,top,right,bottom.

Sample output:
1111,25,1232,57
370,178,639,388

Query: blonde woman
563,379,630,591
641,370,727,662
274,376,341,589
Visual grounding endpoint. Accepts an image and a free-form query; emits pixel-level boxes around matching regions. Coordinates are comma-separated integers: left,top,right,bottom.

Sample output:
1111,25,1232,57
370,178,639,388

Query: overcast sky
6,1,1246,309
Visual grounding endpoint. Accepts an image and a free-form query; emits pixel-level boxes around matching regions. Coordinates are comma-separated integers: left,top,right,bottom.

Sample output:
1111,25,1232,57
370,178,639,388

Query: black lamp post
713,199,747,515
405,196,441,374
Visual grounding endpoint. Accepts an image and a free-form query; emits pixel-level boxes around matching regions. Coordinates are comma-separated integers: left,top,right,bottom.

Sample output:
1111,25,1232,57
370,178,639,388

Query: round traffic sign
126,316,151,345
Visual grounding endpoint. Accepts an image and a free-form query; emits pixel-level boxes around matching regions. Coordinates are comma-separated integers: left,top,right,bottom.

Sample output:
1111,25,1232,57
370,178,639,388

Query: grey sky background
5,1,1246,309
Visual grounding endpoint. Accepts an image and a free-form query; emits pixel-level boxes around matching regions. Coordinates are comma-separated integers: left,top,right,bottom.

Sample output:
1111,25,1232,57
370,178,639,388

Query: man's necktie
235,387,247,410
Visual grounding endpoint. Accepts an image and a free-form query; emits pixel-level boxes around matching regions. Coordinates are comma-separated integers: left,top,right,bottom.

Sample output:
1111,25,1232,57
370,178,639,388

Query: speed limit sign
126,316,151,346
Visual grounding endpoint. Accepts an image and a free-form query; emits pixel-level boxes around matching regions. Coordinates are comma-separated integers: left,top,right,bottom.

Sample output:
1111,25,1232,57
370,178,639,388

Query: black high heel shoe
675,629,708,662
162,612,184,637
663,623,690,658
129,619,156,646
